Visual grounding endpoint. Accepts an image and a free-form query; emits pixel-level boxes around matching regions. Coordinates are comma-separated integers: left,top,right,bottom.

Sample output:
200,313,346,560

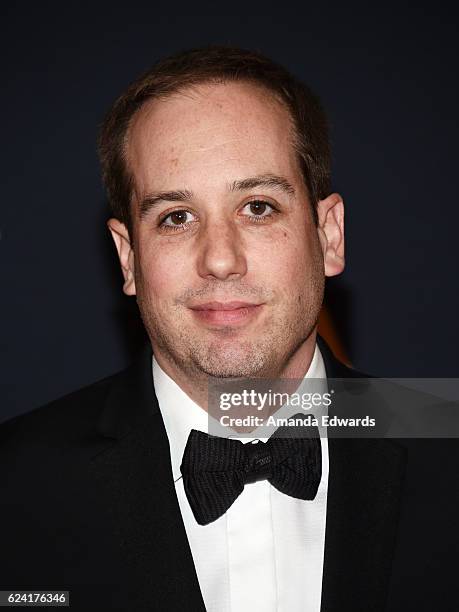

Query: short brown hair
98,46,331,235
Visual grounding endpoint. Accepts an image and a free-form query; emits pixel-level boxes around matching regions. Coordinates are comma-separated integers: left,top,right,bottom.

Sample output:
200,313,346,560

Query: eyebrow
138,173,296,218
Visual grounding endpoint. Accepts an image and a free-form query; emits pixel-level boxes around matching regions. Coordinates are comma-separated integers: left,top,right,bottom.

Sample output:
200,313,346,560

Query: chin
190,341,268,379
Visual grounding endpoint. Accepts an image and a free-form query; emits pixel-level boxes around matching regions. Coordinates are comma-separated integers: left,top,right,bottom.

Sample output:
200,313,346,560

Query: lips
189,301,263,325
190,301,259,311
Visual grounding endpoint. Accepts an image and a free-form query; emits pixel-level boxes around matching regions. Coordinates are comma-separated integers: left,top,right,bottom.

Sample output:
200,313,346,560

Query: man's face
110,81,344,379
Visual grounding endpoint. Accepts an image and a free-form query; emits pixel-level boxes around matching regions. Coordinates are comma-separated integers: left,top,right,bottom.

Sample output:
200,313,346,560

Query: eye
159,209,196,229
240,199,277,220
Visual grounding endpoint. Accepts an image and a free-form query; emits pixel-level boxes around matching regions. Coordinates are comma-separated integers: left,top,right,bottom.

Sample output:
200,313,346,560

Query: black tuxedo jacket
1,337,458,611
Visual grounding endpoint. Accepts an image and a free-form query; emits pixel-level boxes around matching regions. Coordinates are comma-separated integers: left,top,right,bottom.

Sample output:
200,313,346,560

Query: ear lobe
317,193,345,277
107,218,136,295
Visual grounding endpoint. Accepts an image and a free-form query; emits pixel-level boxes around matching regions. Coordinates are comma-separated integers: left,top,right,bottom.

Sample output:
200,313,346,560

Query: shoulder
0,367,129,455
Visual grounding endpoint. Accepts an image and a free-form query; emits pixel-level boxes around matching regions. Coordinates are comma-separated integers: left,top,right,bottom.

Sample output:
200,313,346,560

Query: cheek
251,226,321,284
136,244,190,305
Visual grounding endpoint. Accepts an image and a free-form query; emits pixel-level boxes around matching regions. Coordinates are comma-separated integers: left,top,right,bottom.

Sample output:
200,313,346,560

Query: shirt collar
153,343,326,481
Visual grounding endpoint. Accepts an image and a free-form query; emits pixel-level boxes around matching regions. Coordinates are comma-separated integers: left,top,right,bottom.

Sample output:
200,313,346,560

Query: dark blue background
2,4,458,422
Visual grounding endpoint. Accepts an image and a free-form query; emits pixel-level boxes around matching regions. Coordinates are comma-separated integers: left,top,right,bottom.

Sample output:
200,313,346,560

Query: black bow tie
180,417,322,525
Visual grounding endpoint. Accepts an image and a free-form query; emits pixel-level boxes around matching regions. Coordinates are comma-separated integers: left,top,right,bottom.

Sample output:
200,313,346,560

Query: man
1,47,457,611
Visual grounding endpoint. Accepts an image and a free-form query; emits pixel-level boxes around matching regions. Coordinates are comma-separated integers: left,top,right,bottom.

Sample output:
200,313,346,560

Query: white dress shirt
153,344,329,612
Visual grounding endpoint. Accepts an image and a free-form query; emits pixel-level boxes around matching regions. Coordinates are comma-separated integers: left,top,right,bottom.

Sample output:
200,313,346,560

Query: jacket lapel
90,344,206,611
317,336,406,612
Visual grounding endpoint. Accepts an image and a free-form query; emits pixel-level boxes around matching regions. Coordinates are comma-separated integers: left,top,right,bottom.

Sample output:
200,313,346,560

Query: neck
152,329,319,412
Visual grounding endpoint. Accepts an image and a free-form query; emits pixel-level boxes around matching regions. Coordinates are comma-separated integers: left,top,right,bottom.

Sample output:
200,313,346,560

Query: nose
196,218,247,281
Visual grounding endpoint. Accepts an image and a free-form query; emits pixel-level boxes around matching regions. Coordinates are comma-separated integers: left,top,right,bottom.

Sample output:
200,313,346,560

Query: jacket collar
316,334,358,379
97,341,157,440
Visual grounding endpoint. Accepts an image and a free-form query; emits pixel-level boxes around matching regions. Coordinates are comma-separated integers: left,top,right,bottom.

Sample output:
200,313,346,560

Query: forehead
126,81,301,198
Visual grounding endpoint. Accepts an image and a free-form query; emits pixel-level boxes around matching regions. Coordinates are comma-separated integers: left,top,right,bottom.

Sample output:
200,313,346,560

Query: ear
107,218,136,295
316,193,345,277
